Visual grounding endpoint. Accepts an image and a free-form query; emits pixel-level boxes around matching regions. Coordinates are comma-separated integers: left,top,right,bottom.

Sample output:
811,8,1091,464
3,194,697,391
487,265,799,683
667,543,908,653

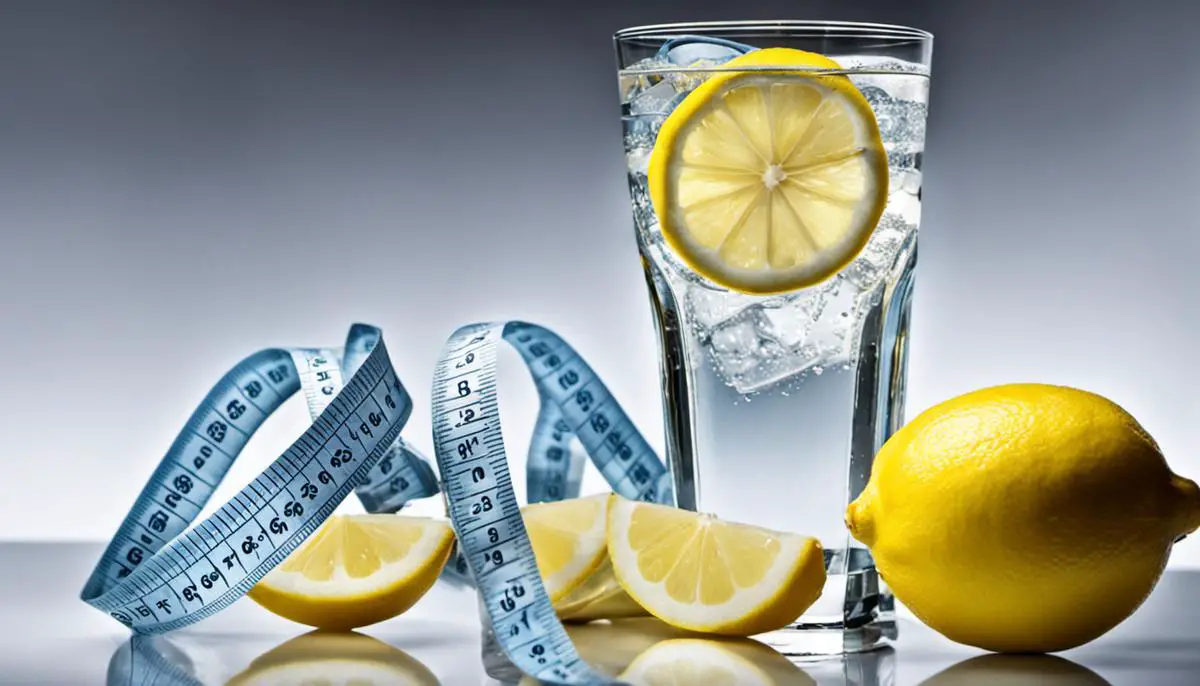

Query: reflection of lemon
524,494,611,604
921,654,1111,686
648,47,888,294
607,495,825,635
620,637,814,686
249,515,454,630
515,618,695,685
848,384,1200,653
225,631,440,686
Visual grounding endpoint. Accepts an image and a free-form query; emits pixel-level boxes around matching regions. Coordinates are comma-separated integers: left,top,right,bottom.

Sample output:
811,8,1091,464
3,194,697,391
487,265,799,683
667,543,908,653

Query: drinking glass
616,21,932,654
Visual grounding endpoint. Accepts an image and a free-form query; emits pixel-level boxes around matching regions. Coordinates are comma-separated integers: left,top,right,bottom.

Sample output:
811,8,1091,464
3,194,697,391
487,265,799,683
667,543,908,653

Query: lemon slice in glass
648,47,888,294
248,515,454,630
606,495,825,635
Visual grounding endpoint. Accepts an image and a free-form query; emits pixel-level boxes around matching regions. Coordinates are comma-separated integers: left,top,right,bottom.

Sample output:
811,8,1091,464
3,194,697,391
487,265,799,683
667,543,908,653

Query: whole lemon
846,384,1200,653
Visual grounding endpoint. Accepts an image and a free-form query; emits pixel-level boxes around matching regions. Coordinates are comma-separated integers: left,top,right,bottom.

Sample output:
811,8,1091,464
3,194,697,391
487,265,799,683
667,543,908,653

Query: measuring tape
79,324,438,633
431,322,671,685
108,635,202,686
83,320,671,684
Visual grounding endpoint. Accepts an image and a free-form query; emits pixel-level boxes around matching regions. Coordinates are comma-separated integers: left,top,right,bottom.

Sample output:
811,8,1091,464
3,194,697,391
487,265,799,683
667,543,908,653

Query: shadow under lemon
106,631,440,686
919,654,1112,686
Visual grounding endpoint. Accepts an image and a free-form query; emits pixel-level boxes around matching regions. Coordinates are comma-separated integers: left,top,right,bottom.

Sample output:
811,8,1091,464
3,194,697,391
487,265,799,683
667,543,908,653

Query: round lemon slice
648,47,888,294
606,495,825,635
248,514,454,631
523,493,611,604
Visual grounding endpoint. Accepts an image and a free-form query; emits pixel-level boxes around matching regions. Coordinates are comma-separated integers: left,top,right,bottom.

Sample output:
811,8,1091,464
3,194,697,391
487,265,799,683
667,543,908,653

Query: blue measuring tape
82,321,670,681
80,324,438,633
431,322,672,685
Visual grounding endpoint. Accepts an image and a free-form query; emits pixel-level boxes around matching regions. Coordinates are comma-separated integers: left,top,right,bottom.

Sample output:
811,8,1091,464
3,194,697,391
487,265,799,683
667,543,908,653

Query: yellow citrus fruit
606,495,825,635
648,47,888,294
554,556,648,622
619,637,814,686
523,493,612,604
225,631,440,686
847,384,1200,653
248,515,454,630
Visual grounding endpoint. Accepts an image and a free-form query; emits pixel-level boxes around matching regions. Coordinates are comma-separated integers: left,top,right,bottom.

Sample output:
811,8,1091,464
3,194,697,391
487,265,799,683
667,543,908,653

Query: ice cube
627,147,651,176
709,317,758,357
627,173,655,231
630,80,681,115
838,55,930,102
620,56,672,103
704,303,833,394
719,339,825,395
624,112,666,180
662,40,747,67
844,223,905,290
753,296,823,349
888,150,922,195
687,287,762,336
857,81,928,151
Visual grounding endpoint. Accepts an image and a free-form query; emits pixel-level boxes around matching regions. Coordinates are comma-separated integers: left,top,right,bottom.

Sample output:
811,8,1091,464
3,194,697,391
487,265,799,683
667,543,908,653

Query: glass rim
614,20,932,43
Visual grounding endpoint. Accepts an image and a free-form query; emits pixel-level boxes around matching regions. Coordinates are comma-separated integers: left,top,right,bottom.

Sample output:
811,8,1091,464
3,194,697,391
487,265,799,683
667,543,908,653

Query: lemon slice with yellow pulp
648,47,888,294
523,493,612,604
248,515,454,630
607,495,825,635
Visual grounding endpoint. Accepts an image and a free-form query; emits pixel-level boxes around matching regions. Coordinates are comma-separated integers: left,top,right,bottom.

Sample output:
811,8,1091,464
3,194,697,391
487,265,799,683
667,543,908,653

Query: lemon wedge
606,495,825,635
554,556,648,622
523,493,611,604
648,47,888,294
524,494,648,620
248,514,454,630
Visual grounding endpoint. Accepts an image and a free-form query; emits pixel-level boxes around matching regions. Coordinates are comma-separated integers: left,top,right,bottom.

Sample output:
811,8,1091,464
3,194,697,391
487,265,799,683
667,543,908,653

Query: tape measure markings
88,319,670,685
432,321,676,685
82,331,410,633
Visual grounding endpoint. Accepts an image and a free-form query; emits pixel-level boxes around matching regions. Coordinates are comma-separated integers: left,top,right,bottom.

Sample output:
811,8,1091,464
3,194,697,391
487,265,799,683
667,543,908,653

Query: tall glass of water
616,21,932,654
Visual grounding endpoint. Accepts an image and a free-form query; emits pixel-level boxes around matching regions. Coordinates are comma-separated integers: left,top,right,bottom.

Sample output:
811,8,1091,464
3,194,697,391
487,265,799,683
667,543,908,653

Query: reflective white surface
5,543,1198,685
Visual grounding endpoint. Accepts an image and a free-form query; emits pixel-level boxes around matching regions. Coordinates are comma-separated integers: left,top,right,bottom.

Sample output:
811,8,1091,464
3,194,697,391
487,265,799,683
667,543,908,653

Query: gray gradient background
1,1,1197,565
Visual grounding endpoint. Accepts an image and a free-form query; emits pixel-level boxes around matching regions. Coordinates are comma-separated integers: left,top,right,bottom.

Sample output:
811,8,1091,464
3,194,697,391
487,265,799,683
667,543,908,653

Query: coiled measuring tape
431,322,672,685
83,320,670,681
80,324,439,633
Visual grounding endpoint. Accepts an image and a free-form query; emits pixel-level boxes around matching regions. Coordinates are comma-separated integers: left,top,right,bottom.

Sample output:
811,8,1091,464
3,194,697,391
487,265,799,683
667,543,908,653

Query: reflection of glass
616,22,931,655
920,655,1112,686
796,646,895,686
106,631,440,686
486,617,860,685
